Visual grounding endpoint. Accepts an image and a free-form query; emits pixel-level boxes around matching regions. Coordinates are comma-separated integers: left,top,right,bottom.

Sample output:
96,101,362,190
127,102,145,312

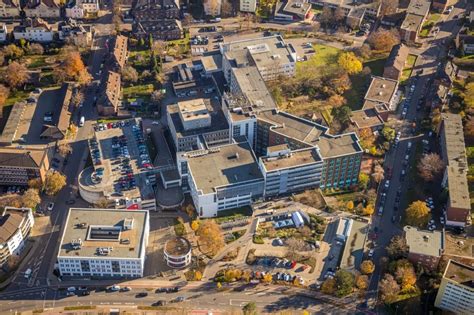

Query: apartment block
240,0,256,13
0,148,50,186
57,208,149,278
13,17,53,42
178,141,264,217
24,0,60,19
0,0,20,18
0,207,34,267
404,226,444,270
439,114,471,227
434,260,474,314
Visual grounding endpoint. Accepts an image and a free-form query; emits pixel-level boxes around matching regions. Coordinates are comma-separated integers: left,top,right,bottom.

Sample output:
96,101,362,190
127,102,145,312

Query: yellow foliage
337,52,363,74
363,204,375,216
191,220,200,231
346,201,354,211
321,278,336,295
262,273,273,283
360,260,375,274
355,275,369,290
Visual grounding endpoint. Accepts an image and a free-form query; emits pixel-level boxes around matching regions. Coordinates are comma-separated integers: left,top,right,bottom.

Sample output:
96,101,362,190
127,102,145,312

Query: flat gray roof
407,0,430,17
0,102,26,145
261,148,322,171
401,13,424,31
404,226,444,258
184,141,263,194
232,67,277,109
58,208,148,259
364,76,398,105
443,260,474,288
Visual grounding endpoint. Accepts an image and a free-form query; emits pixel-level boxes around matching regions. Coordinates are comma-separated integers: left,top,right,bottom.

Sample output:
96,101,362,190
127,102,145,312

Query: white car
47,202,54,211
440,217,445,224
368,249,375,257
151,121,160,125
384,180,390,189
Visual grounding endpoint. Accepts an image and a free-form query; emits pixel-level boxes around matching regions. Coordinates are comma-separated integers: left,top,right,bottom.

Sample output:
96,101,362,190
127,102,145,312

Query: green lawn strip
400,54,418,84
215,206,252,224
123,83,154,102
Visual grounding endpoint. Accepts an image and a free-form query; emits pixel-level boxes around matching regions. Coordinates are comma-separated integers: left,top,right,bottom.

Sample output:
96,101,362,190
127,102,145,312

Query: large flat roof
441,113,470,211
257,110,362,158
401,13,424,31
222,35,296,70
443,260,474,289
407,0,430,17
350,109,385,129
261,148,322,171
404,226,444,258
0,102,26,145
58,208,148,259
231,66,277,109
184,141,263,194
364,76,398,105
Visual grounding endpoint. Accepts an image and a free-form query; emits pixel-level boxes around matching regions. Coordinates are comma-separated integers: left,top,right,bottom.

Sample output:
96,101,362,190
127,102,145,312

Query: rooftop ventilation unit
123,218,134,230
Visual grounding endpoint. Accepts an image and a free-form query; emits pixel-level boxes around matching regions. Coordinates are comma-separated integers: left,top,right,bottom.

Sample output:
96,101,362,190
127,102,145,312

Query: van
24,268,32,279
79,116,85,127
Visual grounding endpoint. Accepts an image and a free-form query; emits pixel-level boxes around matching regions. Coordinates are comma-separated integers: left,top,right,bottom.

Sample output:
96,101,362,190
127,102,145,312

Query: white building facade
240,0,257,12
0,207,34,267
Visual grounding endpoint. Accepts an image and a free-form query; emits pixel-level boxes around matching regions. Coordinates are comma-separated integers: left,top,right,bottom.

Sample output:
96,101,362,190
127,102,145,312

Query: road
366,1,468,304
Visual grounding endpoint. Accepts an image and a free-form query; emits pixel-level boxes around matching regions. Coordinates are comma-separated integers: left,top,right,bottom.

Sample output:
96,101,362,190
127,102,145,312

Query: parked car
47,203,55,211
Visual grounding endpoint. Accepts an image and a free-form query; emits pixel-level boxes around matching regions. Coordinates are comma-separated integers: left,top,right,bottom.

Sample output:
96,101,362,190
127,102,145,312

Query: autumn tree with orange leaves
54,49,91,85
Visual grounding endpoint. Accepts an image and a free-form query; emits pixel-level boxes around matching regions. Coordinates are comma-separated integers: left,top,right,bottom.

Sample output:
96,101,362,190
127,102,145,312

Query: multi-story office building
0,148,50,186
259,145,323,197
0,207,34,267
434,260,474,314
167,98,230,152
220,35,297,81
439,114,471,227
178,141,264,217
57,208,150,278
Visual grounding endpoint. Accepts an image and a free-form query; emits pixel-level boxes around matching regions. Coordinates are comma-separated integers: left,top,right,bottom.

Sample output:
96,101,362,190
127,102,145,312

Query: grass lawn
215,206,253,224
400,54,418,84
123,83,154,101
364,57,387,76
26,55,49,69
321,107,333,124
167,31,190,47
420,14,440,37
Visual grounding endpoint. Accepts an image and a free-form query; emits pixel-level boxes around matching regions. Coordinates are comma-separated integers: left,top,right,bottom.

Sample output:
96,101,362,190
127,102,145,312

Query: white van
24,268,32,279
79,116,85,127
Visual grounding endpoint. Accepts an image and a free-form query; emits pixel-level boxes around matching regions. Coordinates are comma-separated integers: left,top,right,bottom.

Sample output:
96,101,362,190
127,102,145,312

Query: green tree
321,277,336,295
333,106,352,125
334,270,355,297
382,126,396,142
358,173,370,190
405,201,430,228
242,301,257,315
337,52,363,75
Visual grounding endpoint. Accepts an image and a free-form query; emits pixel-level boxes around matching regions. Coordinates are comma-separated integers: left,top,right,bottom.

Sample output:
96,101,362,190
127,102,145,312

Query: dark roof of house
134,0,179,9
110,35,128,69
462,35,474,45
1,0,20,7
99,71,121,108
57,83,73,133
0,208,29,244
25,0,59,9
385,44,409,72
0,148,47,168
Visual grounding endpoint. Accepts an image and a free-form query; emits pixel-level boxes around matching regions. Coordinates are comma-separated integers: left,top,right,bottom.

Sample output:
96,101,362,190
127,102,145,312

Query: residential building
97,71,121,117
0,207,34,268
259,145,323,197
432,0,453,13
171,63,215,97
107,35,128,72
133,18,182,41
203,0,221,16
434,260,474,314
0,101,27,146
0,23,7,42
40,83,73,140
220,35,297,81
240,0,256,13
312,0,381,26
132,0,181,41
13,17,53,42
24,0,61,19
404,226,444,270
58,19,92,47
439,114,471,227
80,0,99,15
380,12,406,28
0,148,50,186
255,110,363,190
79,119,156,210
65,0,100,18
383,44,410,81
177,141,265,217
457,33,474,55
164,237,192,268
362,76,399,112
274,0,312,22
132,0,180,20
167,98,230,152
400,0,431,44
0,0,20,18
57,208,150,278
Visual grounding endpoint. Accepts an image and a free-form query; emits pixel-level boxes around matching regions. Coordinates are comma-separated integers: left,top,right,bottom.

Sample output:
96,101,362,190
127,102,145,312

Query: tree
327,94,346,108
379,274,400,303
380,0,399,17
405,201,430,228
0,51,4,66
346,201,354,212
28,178,42,190
242,301,257,315
386,235,409,260
0,194,22,209
324,69,351,95
360,260,375,275
358,173,370,190
381,126,396,142
71,90,84,108
0,84,10,110
464,82,474,109
334,270,355,297
191,220,200,231
55,50,90,85
44,171,67,196
321,278,336,295
355,274,369,290
95,198,109,208
27,43,44,55
362,203,375,216
359,128,376,150
334,7,346,23
367,28,400,52
122,65,139,83
4,62,30,89
21,188,41,209
194,270,203,281
319,6,334,27
57,143,73,157
417,153,445,181
204,0,220,16
333,106,352,125
395,264,417,291
196,220,225,257
3,44,24,60
371,164,384,184
151,90,164,105
221,0,233,18
338,52,363,75
262,273,273,283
